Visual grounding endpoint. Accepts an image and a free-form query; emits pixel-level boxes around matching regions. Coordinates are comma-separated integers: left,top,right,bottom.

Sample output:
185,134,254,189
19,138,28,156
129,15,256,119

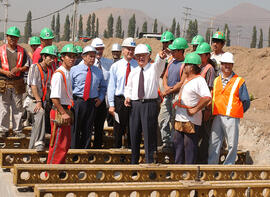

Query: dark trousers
93,100,107,148
114,95,131,148
130,100,158,164
71,96,96,149
173,125,199,164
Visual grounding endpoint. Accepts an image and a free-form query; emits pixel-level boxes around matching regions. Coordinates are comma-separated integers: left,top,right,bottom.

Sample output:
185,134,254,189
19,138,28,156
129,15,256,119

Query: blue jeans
208,115,240,165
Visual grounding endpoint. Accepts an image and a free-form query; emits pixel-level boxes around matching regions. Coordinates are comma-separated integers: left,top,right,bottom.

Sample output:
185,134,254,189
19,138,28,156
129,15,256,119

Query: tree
176,22,180,37
250,26,257,48
170,18,176,35
224,24,231,46
216,27,220,31
153,19,158,33
78,14,83,37
95,18,99,37
205,28,211,43
128,14,136,37
55,13,60,42
142,21,147,32
258,28,263,48
103,30,108,38
121,30,124,38
115,16,122,38
24,11,32,43
160,26,163,33
107,14,114,37
91,13,96,37
86,14,91,37
51,15,55,33
62,14,71,41
136,27,139,37
186,19,198,42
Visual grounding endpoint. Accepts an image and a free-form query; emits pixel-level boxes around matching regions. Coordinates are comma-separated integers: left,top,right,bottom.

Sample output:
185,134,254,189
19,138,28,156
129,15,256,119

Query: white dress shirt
124,55,166,100
94,57,113,86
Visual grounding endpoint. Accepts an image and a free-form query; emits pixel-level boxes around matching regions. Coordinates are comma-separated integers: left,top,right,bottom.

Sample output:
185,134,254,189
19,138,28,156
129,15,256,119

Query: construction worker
208,52,250,165
32,28,55,69
25,46,56,151
124,44,166,164
70,45,106,149
158,37,188,151
28,36,41,60
91,38,113,148
173,52,211,164
47,44,77,164
191,35,205,52
74,45,83,65
211,31,226,75
111,43,122,63
108,37,137,148
195,42,216,164
0,26,30,138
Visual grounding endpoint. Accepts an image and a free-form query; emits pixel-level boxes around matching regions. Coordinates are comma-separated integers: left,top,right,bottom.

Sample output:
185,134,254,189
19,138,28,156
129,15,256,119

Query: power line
182,6,191,38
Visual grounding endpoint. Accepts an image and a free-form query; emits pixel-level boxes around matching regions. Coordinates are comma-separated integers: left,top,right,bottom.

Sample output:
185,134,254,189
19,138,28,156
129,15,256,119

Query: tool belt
175,121,195,134
54,107,74,126
0,78,26,94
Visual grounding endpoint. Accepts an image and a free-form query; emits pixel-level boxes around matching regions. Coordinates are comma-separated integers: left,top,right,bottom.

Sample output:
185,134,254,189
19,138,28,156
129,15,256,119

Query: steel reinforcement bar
0,149,173,168
34,181,270,197
14,164,270,186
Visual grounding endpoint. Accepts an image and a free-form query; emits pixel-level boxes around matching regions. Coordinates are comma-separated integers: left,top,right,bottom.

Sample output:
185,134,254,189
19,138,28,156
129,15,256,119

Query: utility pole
182,6,191,38
2,0,10,43
236,25,242,46
71,0,79,42
209,17,215,45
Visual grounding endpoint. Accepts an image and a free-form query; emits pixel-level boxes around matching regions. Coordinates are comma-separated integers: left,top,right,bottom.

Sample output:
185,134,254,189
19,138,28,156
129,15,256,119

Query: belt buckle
140,99,145,103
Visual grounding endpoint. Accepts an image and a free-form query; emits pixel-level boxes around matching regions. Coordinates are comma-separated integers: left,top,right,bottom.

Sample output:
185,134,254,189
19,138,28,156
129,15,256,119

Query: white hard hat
111,43,122,51
91,38,105,48
220,52,234,64
134,44,150,55
121,37,136,48
82,45,96,55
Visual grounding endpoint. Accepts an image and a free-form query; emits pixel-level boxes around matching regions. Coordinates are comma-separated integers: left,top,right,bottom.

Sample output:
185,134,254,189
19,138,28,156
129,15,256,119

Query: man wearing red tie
108,37,137,148
70,46,106,149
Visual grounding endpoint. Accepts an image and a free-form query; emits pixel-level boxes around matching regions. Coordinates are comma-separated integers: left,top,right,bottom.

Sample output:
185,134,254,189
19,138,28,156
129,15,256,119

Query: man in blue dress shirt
108,37,138,148
91,38,113,148
70,45,107,149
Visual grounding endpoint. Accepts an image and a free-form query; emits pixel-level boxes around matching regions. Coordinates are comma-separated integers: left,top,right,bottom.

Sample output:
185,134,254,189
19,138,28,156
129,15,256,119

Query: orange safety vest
36,64,52,101
200,64,212,78
54,69,74,109
0,44,24,77
212,74,245,118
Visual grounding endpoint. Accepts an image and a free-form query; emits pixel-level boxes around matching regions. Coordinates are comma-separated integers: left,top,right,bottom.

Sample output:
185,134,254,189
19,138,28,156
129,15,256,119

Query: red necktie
83,67,91,101
125,62,131,86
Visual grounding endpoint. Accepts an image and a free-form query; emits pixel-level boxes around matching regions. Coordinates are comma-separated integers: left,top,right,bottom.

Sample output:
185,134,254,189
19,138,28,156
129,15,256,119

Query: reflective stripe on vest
212,75,244,118
36,64,52,101
200,64,212,78
0,44,24,77
54,69,74,109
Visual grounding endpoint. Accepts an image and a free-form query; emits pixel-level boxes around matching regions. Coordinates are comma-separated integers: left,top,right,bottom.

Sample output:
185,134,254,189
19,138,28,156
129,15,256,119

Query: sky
1,0,270,33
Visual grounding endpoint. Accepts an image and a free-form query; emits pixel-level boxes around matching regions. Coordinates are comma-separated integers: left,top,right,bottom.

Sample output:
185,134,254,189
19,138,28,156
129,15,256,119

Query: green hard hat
75,45,83,54
196,42,212,54
29,36,41,45
40,28,54,39
212,31,226,41
184,52,202,65
145,44,152,52
60,44,77,54
40,46,57,56
6,26,21,37
191,35,205,45
168,37,188,50
160,31,175,42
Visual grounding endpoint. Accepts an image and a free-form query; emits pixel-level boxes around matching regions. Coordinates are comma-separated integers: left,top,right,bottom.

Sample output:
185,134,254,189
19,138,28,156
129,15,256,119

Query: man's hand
124,98,131,107
159,50,167,59
187,107,198,116
61,113,71,125
109,106,115,116
10,67,21,75
5,71,15,78
34,102,43,113
163,85,173,96
95,98,102,107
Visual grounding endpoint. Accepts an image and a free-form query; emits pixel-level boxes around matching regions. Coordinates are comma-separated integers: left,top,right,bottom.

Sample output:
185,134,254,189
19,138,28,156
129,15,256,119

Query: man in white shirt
173,52,211,164
47,44,77,164
211,31,226,75
91,38,113,148
124,44,166,164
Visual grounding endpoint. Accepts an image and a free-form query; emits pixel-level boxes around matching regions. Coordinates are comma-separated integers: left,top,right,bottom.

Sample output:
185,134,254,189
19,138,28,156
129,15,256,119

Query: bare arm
187,96,212,116
31,85,43,112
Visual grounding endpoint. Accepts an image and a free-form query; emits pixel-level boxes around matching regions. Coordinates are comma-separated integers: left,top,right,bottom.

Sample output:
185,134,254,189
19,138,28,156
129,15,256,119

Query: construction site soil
2,38,270,164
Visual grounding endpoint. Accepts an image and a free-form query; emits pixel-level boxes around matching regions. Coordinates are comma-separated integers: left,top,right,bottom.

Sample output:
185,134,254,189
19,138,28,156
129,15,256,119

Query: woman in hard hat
173,52,211,164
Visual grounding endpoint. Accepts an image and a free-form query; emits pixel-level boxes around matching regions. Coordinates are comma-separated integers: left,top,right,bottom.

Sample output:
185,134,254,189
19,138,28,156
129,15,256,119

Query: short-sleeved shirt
50,66,72,106
175,76,211,126
167,60,183,87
